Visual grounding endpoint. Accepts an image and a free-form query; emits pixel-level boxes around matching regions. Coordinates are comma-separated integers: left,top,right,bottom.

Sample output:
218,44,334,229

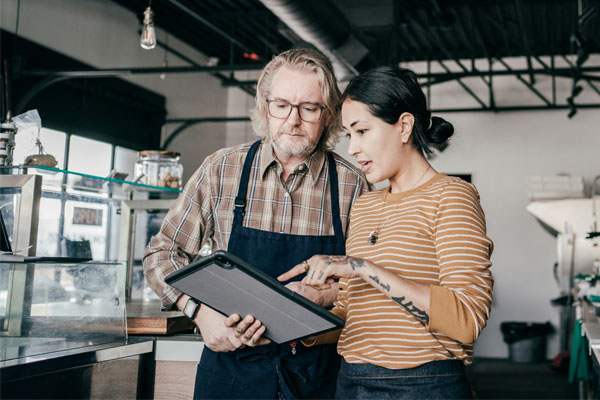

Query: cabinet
0,261,155,399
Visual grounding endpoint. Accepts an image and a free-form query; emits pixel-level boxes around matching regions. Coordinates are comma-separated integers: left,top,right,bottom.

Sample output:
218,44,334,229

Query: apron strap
326,152,345,250
232,140,261,227
233,141,345,250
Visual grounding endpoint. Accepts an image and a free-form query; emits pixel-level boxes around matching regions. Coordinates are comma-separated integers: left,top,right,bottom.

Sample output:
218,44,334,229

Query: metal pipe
259,0,367,80
20,65,600,79
20,64,264,77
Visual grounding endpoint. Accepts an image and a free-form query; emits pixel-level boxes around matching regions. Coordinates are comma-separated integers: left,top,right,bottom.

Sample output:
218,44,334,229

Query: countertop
0,337,153,382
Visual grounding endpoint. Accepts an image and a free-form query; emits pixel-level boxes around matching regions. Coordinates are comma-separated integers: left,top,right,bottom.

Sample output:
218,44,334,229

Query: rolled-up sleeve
143,164,214,309
428,182,494,344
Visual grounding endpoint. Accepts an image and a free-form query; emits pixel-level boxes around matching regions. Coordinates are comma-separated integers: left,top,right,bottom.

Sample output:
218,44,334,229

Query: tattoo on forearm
368,275,390,292
393,296,430,324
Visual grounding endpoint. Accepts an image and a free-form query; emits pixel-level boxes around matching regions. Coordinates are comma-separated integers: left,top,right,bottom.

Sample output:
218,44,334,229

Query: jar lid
138,150,180,157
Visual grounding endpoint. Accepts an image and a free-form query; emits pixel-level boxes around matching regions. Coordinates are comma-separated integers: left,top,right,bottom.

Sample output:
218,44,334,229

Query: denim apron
194,140,344,399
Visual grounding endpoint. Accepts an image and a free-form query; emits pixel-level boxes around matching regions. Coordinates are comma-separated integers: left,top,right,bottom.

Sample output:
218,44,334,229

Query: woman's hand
278,255,369,288
284,281,339,307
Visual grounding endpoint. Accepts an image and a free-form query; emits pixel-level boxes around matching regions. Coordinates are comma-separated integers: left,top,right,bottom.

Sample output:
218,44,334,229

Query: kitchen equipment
0,122,16,166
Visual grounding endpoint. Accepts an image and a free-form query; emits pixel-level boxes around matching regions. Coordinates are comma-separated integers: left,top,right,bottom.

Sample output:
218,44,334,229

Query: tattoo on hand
324,255,365,271
368,275,390,292
317,272,324,280
393,296,430,324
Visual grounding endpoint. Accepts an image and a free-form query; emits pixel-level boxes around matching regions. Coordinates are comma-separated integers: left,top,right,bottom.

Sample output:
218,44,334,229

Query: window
12,128,67,169
114,146,138,181
67,135,112,177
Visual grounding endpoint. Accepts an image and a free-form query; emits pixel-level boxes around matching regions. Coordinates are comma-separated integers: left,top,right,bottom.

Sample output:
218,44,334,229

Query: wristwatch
183,298,200,320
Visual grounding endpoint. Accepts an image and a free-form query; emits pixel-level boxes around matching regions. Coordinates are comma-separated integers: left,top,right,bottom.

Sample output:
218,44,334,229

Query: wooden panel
127,299,194,335
154,360,198,400
90,358,140,399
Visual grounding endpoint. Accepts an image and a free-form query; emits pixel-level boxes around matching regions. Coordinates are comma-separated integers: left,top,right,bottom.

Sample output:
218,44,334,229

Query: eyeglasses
266,99,325,123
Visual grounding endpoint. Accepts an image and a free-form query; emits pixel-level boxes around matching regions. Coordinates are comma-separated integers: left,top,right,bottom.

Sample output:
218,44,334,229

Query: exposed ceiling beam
166,0,259,56
497,58,551,105
146,33,256,97
560,54,600,97
433,104,600,113
437,60,487,109
20,65,265,77
219,66,600,87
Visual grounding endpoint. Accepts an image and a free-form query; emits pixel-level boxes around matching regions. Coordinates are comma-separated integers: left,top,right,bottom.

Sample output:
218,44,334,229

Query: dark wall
1,30,166,150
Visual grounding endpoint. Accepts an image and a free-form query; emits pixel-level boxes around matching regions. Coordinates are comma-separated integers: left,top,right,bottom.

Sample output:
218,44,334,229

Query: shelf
0,165,182,198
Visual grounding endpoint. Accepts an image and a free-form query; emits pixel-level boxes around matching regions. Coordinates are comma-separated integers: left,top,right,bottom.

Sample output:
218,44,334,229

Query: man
143,48,370,399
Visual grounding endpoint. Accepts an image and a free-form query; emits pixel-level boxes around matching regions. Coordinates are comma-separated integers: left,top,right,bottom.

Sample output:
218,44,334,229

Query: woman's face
341,99,408,185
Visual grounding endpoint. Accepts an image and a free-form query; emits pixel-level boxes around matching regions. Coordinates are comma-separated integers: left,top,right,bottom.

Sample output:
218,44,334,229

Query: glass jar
134,150,183,189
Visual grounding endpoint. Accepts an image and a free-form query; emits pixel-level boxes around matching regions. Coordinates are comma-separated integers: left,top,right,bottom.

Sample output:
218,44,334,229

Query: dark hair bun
427,116,454,151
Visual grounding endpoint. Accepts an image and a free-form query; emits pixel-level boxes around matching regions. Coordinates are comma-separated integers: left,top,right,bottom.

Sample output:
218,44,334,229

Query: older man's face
267,67,328,160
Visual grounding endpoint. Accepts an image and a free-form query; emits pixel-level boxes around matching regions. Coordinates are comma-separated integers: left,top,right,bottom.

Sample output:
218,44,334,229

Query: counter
1,338,154,398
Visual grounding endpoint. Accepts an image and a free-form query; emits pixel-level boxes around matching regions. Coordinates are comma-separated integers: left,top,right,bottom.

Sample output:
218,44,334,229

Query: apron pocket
195,363,235,399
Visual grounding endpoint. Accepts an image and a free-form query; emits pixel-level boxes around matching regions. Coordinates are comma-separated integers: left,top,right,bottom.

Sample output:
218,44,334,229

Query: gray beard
272,131,318,159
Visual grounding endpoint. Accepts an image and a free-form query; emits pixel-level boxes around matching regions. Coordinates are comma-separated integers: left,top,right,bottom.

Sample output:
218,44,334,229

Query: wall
0,0,229,182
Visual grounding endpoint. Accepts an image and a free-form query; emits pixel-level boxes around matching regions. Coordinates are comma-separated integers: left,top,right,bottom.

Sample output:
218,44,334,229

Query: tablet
165,250,344,344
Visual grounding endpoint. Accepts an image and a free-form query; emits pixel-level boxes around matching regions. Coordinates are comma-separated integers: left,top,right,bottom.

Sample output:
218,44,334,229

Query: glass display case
0,261,126,361
0,165,179,300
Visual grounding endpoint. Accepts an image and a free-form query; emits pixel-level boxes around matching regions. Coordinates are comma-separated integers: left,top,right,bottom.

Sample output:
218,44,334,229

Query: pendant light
140,0,156,50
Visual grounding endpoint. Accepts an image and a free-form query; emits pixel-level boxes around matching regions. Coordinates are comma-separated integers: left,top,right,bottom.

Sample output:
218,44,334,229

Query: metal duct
260,0,369,81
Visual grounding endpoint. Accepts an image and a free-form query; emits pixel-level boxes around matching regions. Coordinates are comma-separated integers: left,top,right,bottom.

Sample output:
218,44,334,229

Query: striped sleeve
143,162,214,308
428,181,494,344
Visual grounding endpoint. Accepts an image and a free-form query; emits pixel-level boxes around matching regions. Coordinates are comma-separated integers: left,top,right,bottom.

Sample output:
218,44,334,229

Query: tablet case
165,250,344,344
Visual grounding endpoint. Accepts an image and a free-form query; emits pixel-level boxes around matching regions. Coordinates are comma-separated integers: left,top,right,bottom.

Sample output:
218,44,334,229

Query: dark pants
335,359,472,399
194,343,339,399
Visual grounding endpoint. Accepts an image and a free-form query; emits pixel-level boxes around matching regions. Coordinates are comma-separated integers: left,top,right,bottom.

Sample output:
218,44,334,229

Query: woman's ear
396,112,415,144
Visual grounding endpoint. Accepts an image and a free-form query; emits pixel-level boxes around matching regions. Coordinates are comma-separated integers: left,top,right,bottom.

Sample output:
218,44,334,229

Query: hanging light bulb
160,60,167,80
140,6,156,50
160,34,168,79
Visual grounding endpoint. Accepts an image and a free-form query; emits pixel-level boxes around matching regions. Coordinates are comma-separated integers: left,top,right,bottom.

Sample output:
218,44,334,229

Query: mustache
277,127,306,136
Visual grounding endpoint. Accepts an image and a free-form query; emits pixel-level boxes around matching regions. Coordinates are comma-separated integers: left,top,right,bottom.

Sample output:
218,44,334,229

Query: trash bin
501,321,553,363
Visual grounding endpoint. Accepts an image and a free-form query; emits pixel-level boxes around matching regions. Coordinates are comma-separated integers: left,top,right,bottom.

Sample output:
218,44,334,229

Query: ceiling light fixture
140,0,156,50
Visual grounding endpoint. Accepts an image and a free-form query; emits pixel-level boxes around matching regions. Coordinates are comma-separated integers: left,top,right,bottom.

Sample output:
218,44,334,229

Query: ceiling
112,0,600,71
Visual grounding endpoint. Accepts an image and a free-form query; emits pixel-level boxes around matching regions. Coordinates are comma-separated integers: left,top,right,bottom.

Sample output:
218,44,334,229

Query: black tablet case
165,250,343,344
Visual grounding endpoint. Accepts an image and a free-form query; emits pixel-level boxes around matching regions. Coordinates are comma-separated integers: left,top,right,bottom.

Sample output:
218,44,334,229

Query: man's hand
285,281,339,308
194,306,245,352
230,314,271,347
195,306,270,351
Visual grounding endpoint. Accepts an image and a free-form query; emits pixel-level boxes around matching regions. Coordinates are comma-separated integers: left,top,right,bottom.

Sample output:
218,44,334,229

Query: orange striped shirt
330,174,493,368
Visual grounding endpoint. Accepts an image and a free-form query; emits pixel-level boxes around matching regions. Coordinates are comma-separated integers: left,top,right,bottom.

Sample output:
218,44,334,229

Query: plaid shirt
143,140,371,308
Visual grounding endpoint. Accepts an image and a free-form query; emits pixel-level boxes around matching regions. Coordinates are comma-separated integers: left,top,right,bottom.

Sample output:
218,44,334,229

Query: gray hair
250,48,342,151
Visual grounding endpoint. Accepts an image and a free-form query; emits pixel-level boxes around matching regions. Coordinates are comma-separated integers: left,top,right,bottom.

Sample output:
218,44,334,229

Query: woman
278,66,494,399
